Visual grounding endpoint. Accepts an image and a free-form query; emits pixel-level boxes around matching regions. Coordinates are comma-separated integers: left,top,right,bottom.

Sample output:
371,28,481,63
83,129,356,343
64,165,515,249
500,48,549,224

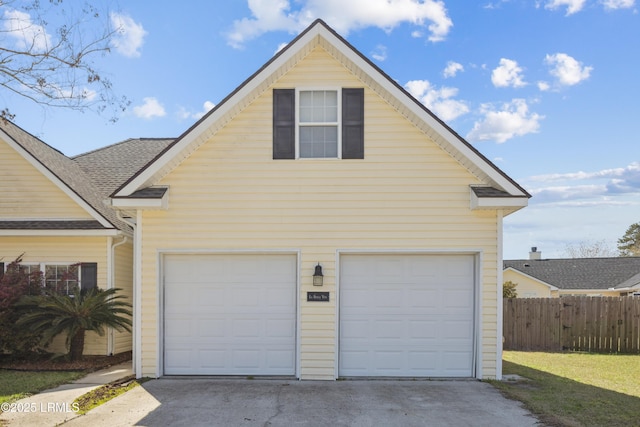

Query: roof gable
113,20,529,207
503,257,640,290
0,121,127,232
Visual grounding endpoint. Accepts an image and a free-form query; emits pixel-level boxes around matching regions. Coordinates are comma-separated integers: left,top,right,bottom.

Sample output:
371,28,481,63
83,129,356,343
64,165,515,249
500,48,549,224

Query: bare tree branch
0,0,129,122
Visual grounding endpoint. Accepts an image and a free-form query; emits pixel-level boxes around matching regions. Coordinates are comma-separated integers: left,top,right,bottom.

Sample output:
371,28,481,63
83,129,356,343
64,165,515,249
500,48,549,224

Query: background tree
17,287,132,360
563,240,617,258
0,256,44,356
618,222,640,257
0,0,128,121
503,281,518,298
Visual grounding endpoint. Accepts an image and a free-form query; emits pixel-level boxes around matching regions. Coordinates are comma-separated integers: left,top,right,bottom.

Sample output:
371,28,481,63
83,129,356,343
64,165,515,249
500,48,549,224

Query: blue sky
3,0,639,259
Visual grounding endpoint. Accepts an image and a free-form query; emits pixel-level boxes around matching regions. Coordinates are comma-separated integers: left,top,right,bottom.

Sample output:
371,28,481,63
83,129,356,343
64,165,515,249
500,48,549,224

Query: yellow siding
138,45,500,379
0,236,110,355
503,270,626,298
0,138,91,220
503,269,553,298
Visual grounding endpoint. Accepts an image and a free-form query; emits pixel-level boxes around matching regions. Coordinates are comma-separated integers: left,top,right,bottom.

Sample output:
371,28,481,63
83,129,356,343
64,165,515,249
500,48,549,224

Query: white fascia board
115,28,322,197
503,267,560,291
1,130,113,228
0,229,122,237
323,28,527,197
111,196,168,210
470,190,529,210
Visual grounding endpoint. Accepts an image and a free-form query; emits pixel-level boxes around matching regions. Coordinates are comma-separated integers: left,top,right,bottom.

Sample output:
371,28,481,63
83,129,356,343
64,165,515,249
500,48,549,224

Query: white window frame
44,263,80,295
7,262,83,294
295,87,342,159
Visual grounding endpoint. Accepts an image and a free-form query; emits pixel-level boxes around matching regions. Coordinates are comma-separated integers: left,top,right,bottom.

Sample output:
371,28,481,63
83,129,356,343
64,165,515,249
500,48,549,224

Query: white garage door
339,254,475,377
163,254,297,375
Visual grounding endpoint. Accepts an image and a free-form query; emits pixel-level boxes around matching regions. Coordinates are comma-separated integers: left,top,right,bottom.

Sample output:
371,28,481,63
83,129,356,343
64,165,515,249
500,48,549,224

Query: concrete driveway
62,378,543,427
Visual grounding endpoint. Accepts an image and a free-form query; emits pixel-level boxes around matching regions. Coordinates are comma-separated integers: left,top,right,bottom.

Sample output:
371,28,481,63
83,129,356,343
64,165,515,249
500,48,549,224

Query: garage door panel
164,254,296,375
340,254,475,377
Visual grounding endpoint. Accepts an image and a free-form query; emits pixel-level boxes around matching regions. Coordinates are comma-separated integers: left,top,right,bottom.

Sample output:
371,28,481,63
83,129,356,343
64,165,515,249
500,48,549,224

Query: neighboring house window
273,88,364,159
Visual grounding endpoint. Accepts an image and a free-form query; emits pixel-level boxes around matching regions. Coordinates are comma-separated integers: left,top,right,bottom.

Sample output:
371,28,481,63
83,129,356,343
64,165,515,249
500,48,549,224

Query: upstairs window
273,87,364,160
299,90,338,158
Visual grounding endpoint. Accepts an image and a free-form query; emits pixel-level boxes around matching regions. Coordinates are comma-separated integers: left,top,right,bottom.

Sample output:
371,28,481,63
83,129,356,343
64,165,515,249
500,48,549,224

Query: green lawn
0,370,85,406
491,351,640,427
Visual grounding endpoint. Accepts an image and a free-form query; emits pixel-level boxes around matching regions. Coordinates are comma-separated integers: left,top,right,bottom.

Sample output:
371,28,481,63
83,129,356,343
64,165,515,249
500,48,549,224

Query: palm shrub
17,287,132,360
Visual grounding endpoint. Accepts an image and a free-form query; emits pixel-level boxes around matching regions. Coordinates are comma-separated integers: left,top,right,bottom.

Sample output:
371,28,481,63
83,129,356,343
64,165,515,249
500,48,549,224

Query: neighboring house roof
0,120,172,233
112,19,530,213
504,257,640,291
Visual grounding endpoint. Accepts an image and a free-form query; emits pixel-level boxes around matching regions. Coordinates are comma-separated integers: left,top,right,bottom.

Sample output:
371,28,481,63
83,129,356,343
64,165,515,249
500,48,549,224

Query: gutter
117,210,141,378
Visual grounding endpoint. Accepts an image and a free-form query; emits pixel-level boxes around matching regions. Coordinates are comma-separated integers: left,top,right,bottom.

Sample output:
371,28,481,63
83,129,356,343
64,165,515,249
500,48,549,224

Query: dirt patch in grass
0,351,131,372
74,376,147,415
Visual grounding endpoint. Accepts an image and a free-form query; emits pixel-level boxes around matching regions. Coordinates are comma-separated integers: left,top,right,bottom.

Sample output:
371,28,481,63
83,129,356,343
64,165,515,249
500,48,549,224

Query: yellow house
0,120,170,356
504,248,640,298
111,20,530,380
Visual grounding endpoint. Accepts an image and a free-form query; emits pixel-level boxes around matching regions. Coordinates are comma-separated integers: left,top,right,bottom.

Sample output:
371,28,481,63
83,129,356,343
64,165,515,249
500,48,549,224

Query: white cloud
133,97,166,119
537,81,551,91
404,79,469,122
491,58,527,88
178,101,216,120
371,45,388,61
545,53,592,87
443,61,464,78
523,162,640,204
544,0,587,15
466,99,543,143
531,165,635,182
194,101,216,119
3,9,51,51
110,12,147,58
601,0,635,10
226,0,453,48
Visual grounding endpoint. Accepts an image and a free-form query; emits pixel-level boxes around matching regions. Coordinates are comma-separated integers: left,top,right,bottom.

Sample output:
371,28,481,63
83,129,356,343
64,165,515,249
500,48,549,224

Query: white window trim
7,262,83,292
295,87,342,159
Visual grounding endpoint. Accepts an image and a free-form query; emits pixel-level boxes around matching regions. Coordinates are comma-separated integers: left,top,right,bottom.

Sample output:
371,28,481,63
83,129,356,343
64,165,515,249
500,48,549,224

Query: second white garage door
163,254,297,376
339,254,476,377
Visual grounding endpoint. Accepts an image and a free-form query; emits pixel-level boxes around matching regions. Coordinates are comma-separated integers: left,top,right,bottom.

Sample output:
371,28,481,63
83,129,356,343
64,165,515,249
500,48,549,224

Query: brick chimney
529,247,541,260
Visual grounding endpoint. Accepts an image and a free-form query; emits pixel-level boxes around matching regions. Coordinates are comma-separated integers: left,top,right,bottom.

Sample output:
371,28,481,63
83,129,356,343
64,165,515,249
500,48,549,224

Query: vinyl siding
503,269,554,298
138,45,500,379
0,236,127,356
0,138,92,220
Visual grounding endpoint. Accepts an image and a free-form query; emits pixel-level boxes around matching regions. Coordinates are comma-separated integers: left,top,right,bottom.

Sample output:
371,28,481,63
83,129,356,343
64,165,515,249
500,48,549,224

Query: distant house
504,248,640,298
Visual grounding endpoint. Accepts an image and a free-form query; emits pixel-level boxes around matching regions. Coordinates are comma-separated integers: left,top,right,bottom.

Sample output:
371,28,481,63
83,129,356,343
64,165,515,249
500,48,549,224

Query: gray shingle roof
73,138,173,196
504,257,640,290
0,220,104,230
0,120,172,232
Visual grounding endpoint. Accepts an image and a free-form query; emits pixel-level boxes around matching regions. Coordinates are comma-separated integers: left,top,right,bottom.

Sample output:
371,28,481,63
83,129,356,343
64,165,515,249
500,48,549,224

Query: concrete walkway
0,361,133,427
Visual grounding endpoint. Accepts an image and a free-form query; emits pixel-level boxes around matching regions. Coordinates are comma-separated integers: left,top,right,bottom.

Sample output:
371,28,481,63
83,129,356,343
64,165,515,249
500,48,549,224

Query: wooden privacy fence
503,296,640,353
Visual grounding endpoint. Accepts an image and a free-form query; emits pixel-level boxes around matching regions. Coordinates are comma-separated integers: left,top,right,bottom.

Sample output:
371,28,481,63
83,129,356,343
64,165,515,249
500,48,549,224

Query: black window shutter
81,263,97,292
342,88,365,159
0,262,4,279
273,89,296,159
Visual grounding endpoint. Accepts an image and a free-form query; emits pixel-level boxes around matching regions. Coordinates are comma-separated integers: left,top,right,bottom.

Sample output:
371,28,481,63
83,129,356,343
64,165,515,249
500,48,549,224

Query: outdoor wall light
313,263,324,286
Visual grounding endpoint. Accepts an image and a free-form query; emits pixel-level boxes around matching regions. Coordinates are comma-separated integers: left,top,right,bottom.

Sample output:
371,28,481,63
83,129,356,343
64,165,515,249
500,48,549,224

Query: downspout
496,209,504,381
109,235,129,356
117,210,140,378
